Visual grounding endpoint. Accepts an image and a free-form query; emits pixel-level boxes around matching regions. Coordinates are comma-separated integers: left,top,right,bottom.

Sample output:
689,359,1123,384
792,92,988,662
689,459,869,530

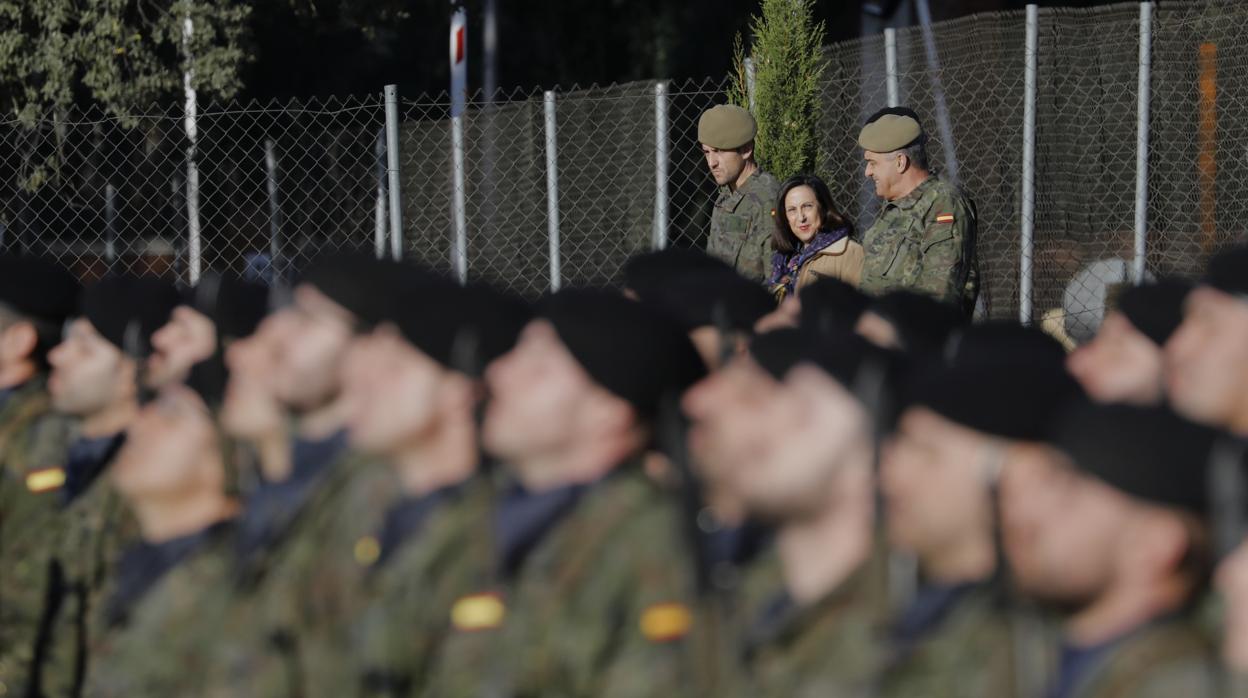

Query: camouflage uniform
709,170,781,283
0,379,75,695
872,582,1035,698
425,464,699,698
859,174,978,310
348,476,493,696
739,546,892,698
202,447,397,696
81,522,237,696
1054,614,1221,698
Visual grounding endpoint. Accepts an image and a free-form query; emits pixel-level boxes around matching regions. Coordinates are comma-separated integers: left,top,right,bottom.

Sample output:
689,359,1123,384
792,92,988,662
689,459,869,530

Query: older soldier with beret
858,107,978,311
699,104,782,282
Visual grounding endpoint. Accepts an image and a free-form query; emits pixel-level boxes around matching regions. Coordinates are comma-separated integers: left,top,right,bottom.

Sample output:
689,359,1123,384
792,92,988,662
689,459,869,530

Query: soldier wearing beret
1068,278,1191,407
858,107,978,311
686,329,894,697
1000,402,1222,698
699,104,782,283
1166,245,1248,436
425,289,705,697
874,324,1082,698
0,256,80,694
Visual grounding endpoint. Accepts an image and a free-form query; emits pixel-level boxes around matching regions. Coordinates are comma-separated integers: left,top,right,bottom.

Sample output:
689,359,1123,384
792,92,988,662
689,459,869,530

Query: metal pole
104,183,117,262
914,0,961,186
374,128,387,259
544,91,562,291
653,82,669,251
744,57,757,112
264,139,282,282
1132,1,1153,284
483,0,498,102
1020,4,1039,325
451,115,468,283
384,85,405,262
182,7,201,284
884,28,900,108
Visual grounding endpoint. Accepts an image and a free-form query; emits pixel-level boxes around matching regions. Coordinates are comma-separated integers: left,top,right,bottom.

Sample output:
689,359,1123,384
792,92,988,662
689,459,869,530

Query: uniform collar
885,173,938,212
716,169,768,212
375,481,467,567
106,518,233,627
63,432,127,504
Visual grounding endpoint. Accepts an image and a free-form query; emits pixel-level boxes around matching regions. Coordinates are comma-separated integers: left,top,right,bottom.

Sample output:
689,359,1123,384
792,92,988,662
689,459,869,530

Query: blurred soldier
855,289,966,354
427,289,706,697
0,256,80,694
338,280,529,695
83,359,238,695
146,273,268,389
754,276,871,336
858,107,978,310
699,104,781,282
1166,246,1248,436
876,324,1081,697
31,275,180,696
1067,279,1190,406
204,254,401,694
622,247,734,301
712,329,893,696
1001,402,1222,697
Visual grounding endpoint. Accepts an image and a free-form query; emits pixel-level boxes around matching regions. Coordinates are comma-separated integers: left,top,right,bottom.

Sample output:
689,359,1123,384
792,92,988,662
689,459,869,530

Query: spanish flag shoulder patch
935,212,955,224
451,592,506,632
25,466,66,494
353,535,381,567
639,602,693,643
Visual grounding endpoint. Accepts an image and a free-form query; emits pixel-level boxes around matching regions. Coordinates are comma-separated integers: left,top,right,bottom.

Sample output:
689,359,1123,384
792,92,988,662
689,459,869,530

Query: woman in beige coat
766,174,864,302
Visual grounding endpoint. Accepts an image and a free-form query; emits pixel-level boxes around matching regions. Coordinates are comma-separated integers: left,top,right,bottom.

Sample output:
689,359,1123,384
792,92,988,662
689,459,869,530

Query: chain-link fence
1,0,1244,335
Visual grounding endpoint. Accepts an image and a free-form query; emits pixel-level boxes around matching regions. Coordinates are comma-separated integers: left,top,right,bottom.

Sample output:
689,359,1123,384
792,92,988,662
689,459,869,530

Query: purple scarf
767,227,851,298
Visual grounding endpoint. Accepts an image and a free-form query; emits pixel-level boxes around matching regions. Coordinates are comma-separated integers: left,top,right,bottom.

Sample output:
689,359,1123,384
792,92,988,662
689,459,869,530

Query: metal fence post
745,57,757,112
374,129,387,259
1020,4,1039,325
384,85,405,262
1133,1,1153,284
450,116,469,283
182,10,201,284
264,139,282,282
104,183,117,262
653,81,669,251
915,0,960,186
544,91,562,291
884,28,900,108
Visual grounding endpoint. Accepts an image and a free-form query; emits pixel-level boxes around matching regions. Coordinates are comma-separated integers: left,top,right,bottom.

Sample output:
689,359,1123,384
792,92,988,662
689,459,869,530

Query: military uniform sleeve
738,203,775,283
909,193,972,305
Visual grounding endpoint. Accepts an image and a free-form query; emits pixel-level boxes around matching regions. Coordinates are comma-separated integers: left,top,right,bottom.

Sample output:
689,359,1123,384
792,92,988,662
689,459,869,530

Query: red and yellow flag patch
451,592,507,632
25,466,65,494
935,212,955,224
639,602,693,643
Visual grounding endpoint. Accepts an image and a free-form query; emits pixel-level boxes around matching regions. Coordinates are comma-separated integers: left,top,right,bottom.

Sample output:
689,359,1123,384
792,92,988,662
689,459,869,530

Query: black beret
0,255,81,324
866,290,966,355
187,274,270,341
1049,402,1220,515
751,328,903,421
622,248,734,301
537,289,707,418
388,280,531,378
798,277,871,338
300,253,447,329
641,268,774,333
903,321,1079,440
81,276,181,355
1204,245,1248,300
1115,278,1193,346
749,328,807,382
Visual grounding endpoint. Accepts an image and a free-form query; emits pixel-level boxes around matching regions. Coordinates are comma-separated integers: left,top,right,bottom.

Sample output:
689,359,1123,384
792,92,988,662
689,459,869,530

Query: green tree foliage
727,0,826,180
0,0,250,124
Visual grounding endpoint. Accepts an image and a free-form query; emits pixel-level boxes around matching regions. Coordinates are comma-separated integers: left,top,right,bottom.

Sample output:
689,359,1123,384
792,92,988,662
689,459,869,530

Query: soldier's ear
738,141,756,162
895,152,910,174
0,320,38,364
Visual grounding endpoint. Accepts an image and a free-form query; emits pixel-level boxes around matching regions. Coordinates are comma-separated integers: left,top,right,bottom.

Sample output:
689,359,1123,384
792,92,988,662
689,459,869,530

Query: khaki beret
698,105,757,150
858,113,923,153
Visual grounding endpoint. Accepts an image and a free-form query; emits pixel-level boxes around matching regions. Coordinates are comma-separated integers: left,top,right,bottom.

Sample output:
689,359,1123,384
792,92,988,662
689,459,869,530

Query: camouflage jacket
859,174,978,311
81,521,237,697
0,379,75,694
1061,613,1221,698
708,170,781,283
425,465,699,698
201,451,398,697
348,475,493,697
740,546,892,698
872,581,1029,698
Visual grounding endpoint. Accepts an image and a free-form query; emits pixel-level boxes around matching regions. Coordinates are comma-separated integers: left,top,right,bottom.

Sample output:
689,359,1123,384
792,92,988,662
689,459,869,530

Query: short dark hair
901,141,929,172
772,174,854,255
